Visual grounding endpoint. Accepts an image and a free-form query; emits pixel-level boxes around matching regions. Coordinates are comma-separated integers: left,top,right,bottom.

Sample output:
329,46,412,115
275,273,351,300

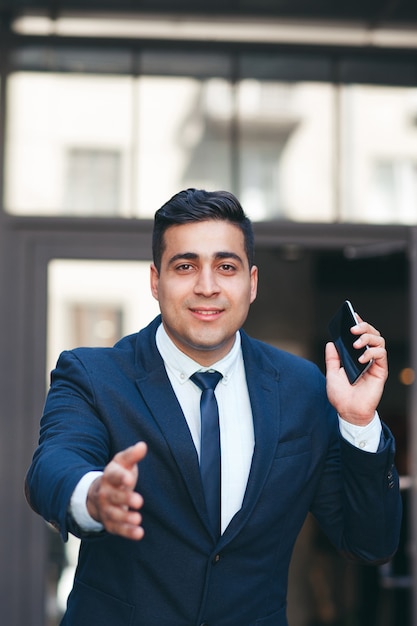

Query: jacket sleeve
311,411,402,564
25,350,111,541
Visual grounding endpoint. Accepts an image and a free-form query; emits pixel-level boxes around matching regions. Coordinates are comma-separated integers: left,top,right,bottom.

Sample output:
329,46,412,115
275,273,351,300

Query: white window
64,148,121,216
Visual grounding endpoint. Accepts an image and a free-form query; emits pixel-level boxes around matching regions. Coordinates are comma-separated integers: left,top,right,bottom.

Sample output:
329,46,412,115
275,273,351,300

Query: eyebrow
167,251,244,266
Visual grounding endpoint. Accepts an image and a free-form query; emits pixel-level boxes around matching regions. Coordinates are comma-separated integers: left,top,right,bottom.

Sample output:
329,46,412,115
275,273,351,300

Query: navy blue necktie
191,371,223,537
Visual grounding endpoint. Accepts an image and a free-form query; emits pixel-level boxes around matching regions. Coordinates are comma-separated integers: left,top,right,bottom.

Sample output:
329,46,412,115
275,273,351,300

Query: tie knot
191,371,222,392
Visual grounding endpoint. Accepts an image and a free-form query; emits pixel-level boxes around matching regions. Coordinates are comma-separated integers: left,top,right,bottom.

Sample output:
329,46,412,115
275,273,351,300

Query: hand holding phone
328,300,373,385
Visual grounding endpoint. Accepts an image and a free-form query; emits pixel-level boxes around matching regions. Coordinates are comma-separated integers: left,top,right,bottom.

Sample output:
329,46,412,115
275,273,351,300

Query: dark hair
152,188,254,272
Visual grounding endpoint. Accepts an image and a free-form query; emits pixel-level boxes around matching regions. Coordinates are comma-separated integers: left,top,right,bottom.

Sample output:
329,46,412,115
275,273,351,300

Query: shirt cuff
70,471,105,532
338,412,382,453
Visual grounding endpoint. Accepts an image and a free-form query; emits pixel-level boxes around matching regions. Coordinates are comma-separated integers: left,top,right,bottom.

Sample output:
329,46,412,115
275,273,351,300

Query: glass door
45,258,159,624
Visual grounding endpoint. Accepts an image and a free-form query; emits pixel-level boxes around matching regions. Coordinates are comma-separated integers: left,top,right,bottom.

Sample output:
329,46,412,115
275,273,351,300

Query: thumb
325,341,341,375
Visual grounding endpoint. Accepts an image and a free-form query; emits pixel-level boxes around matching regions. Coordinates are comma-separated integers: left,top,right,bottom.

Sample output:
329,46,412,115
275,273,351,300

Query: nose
194,267,220,296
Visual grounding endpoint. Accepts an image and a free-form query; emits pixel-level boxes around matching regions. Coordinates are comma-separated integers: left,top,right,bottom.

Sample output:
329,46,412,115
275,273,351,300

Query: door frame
0,213,414,625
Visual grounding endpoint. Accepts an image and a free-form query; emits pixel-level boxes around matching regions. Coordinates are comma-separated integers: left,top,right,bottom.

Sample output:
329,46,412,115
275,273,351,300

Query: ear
150,263,159,301
249,265,258,303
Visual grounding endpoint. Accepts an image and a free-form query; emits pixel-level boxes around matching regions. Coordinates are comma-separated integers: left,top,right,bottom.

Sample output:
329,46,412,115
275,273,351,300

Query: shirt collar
155,322,241,385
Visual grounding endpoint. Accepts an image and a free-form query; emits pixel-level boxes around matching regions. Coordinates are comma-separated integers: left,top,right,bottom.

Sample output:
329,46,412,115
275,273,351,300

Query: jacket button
387,470,395,488
212,553,221,564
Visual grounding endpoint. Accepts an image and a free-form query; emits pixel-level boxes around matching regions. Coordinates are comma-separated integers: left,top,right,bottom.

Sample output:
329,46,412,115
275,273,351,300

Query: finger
359,345,388,367
112,523,145,541
102,503,143,527
350,320,381,338
103,460,137,490
353,332,385,351
100,481,144,509
351,328,387,372
113,441,148,470
105,442,147,489
102,507,145,540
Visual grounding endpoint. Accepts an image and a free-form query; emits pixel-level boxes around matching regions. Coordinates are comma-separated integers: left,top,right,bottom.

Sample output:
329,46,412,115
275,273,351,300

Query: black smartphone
328,300,373,385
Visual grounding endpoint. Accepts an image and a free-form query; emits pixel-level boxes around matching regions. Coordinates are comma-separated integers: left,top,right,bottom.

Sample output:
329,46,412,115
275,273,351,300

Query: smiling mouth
191,308,222,316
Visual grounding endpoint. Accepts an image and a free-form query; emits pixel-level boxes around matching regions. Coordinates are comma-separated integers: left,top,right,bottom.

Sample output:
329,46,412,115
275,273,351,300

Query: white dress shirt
70,325,382,532
155,324,254,534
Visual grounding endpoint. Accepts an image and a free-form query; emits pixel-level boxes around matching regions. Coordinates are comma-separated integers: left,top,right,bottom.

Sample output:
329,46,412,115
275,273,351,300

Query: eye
175,263,194,272
219,263,236,272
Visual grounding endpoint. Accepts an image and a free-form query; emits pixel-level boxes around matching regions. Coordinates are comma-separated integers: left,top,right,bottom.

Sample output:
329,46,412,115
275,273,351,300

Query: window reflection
341,85,417,224
5,64,417,224
64,148,122,215
5,69,333,221
5,73,133,216
135,76,233,215
237,80,333,221
5,72,234,218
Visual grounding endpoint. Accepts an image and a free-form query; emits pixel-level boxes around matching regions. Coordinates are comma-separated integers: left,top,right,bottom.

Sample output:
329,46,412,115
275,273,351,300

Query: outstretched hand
325,316,388,426
87,441,147,540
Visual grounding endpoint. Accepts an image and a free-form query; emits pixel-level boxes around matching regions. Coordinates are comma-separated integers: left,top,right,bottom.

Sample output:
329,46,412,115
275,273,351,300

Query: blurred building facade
1,4,417,625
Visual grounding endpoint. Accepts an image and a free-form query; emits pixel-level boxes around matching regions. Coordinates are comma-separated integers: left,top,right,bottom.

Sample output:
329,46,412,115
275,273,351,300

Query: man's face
150,219,258,366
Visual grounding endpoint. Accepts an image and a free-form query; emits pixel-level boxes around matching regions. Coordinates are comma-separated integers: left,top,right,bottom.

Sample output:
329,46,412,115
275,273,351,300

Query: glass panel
240,52,332,82
237,80,335,221
6,49,417,225
5,73,134,216
10,46,133,74
141,50,232,78
46,259,160,624
5,70,233,217
136,76,233,215
64,148,122,215
340,85,417,223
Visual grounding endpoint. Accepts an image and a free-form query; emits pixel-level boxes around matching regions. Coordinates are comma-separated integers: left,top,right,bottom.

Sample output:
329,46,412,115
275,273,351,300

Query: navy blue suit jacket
26,315,401,626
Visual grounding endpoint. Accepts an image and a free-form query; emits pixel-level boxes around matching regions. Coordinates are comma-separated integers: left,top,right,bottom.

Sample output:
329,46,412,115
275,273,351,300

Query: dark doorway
245,245,410,626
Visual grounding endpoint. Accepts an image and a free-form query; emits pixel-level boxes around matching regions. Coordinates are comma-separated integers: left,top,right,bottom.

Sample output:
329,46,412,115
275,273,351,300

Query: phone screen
328,300,372,385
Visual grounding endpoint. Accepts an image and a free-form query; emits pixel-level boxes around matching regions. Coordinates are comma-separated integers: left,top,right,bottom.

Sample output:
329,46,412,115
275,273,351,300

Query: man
26,188,401,626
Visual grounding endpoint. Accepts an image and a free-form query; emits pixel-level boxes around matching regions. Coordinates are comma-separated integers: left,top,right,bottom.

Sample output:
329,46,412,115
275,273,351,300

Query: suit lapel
133,319,210,532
